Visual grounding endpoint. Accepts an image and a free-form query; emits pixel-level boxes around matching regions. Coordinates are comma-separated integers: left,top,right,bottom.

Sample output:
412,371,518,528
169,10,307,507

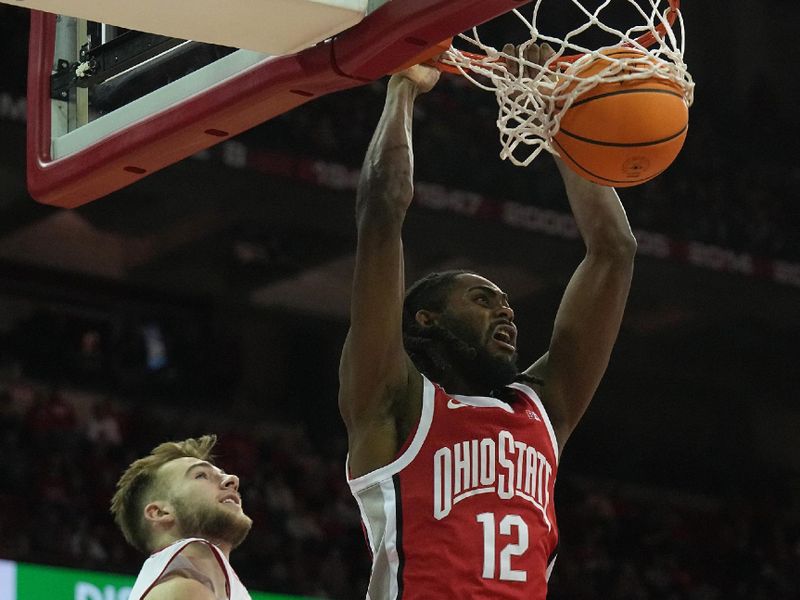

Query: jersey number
476,512,529,582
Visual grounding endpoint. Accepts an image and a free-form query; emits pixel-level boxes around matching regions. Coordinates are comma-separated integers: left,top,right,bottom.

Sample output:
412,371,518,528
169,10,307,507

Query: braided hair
403,270,476,382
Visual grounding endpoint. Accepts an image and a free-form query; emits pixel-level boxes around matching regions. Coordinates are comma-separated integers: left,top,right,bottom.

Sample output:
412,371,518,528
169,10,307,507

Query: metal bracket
50,32,188,100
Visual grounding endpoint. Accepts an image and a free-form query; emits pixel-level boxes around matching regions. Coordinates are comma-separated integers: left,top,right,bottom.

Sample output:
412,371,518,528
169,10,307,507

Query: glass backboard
16,0,530,207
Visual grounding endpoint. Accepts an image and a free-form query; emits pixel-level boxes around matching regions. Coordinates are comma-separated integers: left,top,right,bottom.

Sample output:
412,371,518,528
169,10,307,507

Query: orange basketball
552,47,689,187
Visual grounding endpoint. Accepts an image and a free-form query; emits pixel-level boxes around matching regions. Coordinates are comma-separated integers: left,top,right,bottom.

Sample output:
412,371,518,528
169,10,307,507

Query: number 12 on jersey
476,512,529,582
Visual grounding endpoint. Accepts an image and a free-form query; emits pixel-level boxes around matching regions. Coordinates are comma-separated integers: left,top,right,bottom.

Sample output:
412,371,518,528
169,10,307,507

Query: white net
441,0,695,167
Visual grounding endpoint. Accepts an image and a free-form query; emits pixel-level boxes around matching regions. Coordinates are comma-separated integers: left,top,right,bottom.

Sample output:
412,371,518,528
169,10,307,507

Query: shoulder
145,540,228,600
143,576,218,600
509,377,543,402
176,539,225,568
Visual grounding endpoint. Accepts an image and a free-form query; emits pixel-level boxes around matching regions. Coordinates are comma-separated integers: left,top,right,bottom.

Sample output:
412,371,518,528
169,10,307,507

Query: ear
144,501,175,526
415,309,439,328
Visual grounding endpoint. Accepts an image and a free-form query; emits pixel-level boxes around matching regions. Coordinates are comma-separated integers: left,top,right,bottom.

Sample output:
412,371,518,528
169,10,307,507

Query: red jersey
348,375,559,599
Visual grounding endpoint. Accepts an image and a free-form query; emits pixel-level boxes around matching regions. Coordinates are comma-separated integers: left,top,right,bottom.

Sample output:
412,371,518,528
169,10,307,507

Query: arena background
0,2,799,598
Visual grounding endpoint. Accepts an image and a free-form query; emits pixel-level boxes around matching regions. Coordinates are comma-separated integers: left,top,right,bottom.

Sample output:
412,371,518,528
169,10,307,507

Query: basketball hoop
431,0,695,171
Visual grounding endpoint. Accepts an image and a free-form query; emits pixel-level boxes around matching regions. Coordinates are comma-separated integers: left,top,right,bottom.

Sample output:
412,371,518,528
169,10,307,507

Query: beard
172,496,253,550
437,313,520,392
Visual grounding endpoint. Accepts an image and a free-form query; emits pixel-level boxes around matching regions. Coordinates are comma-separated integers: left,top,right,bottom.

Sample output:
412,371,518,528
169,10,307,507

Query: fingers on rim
524,44,541,65
503,41,556,73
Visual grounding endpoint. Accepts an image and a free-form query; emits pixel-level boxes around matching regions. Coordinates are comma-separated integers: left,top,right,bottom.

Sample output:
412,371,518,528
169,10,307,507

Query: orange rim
391,37,454,74
432,0,681,74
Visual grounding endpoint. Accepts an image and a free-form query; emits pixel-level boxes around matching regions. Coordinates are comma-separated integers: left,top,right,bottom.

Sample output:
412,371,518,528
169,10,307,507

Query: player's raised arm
526,163,637,452
338,66,438,476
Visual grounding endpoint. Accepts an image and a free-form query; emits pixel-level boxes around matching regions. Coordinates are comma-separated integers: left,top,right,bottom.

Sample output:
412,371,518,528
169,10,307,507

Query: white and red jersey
128,538,251,600
348,375,559,600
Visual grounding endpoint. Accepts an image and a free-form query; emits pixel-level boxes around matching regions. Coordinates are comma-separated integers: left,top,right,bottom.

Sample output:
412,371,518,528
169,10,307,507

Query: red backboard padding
27,1,529,207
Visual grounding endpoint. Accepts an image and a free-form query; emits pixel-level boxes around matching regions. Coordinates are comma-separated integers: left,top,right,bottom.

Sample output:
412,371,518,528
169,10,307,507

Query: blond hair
110,435,217,553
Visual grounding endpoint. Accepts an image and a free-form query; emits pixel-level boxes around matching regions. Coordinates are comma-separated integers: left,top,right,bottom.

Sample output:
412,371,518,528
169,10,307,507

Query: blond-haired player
110,435,253,600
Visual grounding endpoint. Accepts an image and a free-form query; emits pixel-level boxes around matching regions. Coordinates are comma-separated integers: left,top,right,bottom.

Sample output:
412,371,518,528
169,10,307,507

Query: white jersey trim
128,538,251,600
352,487,376,553
449,392,514,412
546,553,558,581
347,375,436,493
380,478,401,599
508,382,560,465
129,538,227,600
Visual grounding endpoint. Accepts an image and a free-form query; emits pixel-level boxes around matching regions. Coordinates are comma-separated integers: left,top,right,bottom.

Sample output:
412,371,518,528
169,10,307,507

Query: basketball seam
556,123,688,148
604,51,645,57
553,138,665,185
569,87,685,109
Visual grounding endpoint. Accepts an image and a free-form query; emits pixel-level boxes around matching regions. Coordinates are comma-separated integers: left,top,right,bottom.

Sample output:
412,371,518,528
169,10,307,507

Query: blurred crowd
0,367,369,598
551,478,800,600
1,362,799,599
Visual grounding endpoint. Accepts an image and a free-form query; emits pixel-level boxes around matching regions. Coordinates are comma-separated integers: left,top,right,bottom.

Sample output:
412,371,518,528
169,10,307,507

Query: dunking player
339,46,637,598
110,435,252,600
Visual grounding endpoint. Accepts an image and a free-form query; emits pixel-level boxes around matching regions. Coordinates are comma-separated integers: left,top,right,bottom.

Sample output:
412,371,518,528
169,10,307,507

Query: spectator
26,388,79,450
85,396,125,447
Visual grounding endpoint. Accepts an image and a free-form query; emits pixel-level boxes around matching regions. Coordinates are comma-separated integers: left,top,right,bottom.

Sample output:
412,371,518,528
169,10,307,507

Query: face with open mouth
489,320,518,356
436,273,521,389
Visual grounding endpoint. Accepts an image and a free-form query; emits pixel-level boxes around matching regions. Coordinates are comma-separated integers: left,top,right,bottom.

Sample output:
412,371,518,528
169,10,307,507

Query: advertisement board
0,560,305,600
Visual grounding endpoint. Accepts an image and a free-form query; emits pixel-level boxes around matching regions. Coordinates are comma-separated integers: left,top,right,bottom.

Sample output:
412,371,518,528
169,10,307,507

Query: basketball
552,48,689,187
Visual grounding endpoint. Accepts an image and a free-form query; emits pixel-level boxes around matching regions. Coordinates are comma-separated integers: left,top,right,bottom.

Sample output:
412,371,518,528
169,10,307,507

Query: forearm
356,77,421,230
555,157,637,254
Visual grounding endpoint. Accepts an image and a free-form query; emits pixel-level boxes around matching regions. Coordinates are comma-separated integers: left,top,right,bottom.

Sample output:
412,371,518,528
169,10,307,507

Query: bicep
143,577,217,600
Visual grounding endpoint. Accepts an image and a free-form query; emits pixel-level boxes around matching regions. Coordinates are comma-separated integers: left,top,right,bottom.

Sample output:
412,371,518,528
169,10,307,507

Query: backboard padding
26,1,531,207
